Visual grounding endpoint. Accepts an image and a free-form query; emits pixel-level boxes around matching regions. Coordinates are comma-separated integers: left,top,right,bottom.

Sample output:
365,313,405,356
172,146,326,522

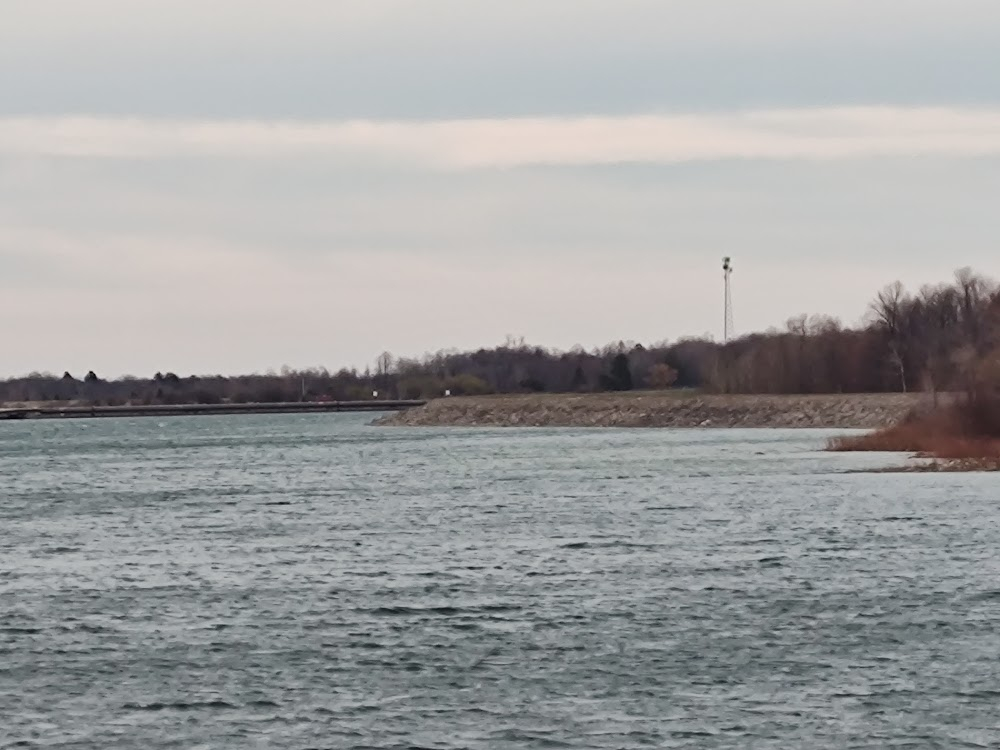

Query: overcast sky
2,1,999,377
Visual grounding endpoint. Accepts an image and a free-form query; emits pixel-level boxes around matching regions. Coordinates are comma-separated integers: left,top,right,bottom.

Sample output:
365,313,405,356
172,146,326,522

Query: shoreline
0,400,423,421
375,392,926,429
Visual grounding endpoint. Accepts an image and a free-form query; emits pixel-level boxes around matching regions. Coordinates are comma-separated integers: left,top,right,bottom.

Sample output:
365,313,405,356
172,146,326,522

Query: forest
2,268,998,407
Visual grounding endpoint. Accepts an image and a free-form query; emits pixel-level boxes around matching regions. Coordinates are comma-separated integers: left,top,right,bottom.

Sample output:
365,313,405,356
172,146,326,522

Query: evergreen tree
608,353,633,391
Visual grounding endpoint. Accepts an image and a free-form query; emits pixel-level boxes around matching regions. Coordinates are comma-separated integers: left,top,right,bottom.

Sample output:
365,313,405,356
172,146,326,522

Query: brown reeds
829,394,1000,465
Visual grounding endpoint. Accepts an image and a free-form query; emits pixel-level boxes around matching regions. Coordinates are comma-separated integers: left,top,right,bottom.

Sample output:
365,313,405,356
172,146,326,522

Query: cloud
3,107,1000,169
4,2,999,377
5,1,1000,120
2,107,999,376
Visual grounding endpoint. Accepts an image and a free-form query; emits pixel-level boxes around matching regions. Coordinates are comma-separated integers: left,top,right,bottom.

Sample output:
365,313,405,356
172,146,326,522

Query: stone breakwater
376,392,925,429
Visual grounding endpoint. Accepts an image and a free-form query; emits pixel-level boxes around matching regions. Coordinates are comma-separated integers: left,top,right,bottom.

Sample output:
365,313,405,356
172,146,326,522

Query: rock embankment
376,392,924,429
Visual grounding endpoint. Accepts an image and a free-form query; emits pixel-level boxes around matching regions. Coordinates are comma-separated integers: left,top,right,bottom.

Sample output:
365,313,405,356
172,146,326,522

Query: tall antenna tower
723,256,734,343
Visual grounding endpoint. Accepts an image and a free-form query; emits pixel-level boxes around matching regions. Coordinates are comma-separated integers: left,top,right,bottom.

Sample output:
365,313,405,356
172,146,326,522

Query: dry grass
829,396,1000,466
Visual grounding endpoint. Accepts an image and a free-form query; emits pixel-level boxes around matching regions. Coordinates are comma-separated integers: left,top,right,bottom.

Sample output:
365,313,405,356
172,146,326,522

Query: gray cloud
3,1,999,118
2,1,998,376
2,143,997,376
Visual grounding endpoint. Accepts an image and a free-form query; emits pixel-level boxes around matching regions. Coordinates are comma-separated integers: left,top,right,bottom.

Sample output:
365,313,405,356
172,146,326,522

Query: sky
2,0,1000,377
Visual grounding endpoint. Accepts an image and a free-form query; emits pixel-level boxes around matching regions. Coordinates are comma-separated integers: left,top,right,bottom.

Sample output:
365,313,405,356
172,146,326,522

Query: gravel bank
376,392,925,429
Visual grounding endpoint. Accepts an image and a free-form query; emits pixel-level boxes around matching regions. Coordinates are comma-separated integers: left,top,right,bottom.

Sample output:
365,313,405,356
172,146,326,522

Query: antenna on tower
723,257,734,343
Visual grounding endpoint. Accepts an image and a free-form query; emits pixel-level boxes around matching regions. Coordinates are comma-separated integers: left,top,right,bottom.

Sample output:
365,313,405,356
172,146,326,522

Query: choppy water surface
2,415,999,749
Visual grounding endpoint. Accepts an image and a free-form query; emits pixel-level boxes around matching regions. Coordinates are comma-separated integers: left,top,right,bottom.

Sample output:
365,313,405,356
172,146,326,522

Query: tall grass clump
829,385,1000,463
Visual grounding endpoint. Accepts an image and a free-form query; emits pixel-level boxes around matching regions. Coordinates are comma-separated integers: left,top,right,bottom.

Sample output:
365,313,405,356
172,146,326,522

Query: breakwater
376,392,925,429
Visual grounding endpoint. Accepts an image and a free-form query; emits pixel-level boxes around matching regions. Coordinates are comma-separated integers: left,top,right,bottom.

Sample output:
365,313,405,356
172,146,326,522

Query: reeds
829,394,1000,464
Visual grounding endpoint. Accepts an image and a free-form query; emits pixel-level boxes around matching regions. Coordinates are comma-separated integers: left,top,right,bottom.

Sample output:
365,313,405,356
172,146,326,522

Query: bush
646,363,679,390
830,395,1000,460
399,376,444,400
193,389,223,405
444,374,493,396
518,377,546,393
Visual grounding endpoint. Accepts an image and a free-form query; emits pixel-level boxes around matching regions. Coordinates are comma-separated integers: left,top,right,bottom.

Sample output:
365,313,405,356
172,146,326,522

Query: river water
2,414,998,749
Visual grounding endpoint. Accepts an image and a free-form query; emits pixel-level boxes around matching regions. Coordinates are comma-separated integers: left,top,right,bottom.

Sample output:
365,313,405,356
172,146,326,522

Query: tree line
2,268,997,406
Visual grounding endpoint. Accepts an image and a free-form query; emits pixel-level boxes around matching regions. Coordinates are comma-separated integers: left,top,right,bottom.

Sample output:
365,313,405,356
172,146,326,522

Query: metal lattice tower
723,257,734,343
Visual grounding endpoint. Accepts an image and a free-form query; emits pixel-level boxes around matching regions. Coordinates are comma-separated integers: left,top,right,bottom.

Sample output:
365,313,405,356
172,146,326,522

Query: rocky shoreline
376,392,925,429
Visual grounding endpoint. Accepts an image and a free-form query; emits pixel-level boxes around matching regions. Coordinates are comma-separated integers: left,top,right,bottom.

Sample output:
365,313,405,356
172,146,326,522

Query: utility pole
723,257,734,344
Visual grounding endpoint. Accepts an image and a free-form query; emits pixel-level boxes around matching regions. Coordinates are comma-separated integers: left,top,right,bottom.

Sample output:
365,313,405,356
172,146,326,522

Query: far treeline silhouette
2,267,998,407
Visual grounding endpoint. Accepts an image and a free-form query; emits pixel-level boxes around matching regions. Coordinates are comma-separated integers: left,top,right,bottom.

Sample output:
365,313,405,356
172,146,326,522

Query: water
2,414,999,749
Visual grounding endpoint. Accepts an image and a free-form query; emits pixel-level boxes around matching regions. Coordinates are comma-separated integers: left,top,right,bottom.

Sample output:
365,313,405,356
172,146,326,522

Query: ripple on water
1,416,998,748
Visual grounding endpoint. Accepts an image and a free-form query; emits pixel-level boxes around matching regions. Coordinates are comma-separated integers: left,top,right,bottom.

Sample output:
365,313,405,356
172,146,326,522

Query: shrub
830,394,1000,460
444,374,493,396
646,363,679,390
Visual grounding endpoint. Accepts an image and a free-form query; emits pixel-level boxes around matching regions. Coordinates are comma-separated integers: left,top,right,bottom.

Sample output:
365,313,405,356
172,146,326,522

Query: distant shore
375,392,926,429
0,400,423,421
